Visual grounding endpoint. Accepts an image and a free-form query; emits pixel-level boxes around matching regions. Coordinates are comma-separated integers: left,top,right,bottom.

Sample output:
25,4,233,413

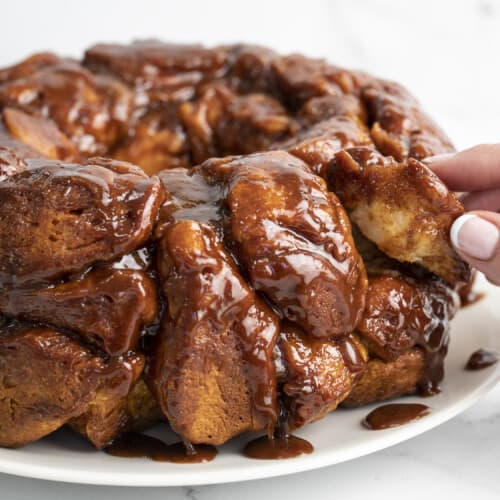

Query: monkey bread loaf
0,40,470,451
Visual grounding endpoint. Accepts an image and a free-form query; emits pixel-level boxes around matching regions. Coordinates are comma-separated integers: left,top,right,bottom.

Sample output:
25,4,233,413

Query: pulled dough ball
0,41,471,450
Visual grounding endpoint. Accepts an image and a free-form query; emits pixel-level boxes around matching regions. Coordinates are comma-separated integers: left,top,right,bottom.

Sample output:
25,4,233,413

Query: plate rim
0,279,499,487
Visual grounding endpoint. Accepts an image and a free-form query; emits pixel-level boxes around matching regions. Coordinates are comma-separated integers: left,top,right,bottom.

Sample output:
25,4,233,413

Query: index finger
425,143,500,192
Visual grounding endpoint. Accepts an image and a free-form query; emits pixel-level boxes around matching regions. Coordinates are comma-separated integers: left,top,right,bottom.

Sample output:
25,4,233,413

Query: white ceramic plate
0,275,499,487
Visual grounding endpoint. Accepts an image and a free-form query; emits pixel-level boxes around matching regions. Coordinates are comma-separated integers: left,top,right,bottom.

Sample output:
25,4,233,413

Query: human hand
426,144,500,284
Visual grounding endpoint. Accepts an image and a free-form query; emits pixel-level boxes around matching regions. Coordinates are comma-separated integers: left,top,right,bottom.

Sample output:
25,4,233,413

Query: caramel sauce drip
105,432,217,463
243,397,313,460
363,403,430,430
243,434,313,460
466,349,498,371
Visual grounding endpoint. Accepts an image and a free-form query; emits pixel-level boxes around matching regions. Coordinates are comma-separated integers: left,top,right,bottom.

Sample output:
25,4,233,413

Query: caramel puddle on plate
243,435,314,460
362,403,430,430
466,349,498,371
105,432,217,463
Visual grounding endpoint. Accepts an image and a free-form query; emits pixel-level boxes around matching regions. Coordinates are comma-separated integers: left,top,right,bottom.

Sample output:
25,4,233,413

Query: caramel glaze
277,323,368,430
204,152,368,339
361,79,454,162
466,349,498,370
0,56,133,156
0,41,474,456
0,267,158,356
356,267,460,396
244,401,313,460
148,219,280,442
244,434,313,460
158,151,368,340
363,403,430,430
0,156,164,287
105,432,217,463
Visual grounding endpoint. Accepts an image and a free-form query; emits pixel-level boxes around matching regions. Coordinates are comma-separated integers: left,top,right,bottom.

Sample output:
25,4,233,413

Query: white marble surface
1,0,500,497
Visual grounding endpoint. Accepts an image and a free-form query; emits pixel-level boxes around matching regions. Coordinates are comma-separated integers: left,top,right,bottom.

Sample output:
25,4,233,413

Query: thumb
451,211,500,285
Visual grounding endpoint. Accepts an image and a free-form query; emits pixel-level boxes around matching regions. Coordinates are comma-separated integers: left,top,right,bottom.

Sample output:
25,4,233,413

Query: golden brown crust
2,107,78,161
0,327,104,448
68,354,151,449
343,349,425,407
111,104,191,175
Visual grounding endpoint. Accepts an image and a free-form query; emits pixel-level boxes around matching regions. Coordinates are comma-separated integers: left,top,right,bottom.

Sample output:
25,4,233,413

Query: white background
1,0,500,498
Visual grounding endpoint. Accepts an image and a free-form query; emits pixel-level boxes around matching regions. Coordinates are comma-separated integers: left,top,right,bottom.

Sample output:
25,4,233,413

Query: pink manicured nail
450,214,499,260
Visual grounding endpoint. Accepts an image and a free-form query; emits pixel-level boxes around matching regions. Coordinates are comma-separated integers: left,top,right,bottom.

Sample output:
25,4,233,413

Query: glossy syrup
362,403,430,430
466,349,498,370
105,432,217,463
243,435,313,460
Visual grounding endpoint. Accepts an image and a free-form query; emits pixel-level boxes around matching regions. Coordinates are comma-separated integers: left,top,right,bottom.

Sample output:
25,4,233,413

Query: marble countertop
1,0,499,498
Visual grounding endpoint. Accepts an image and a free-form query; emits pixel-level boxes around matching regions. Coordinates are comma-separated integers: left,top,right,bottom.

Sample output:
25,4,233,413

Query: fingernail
423,152,455,165
450,214,499,260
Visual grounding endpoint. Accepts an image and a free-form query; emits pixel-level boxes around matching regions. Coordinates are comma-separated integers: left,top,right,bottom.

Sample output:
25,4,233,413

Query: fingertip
423,152,455,167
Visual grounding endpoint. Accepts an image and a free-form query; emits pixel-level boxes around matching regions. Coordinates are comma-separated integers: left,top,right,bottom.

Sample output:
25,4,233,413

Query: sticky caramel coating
274,115,372,177
271,54,368,109
0,156,164,286
0,122,42,180
0,56,132,155
0,52,60,83
297,94,368,126
278,323,368,429
226,44,278,94
0,41,474,450
179,82,295,164
84,40,229,103
0,268,158,356
342,349,426,407
359,274,459,362
0,326,104,448
148,220,279,445
0,143,26,180
362,79,454,161
200,151,367,338
328,147,470,285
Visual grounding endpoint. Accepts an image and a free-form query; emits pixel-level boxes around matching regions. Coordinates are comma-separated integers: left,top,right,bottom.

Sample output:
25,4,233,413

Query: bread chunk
278,324,367,429
328,147,470,284
0,157,164,285
0,327,104,447
148,221,279,444
201,151,367,338
362,79,454,161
